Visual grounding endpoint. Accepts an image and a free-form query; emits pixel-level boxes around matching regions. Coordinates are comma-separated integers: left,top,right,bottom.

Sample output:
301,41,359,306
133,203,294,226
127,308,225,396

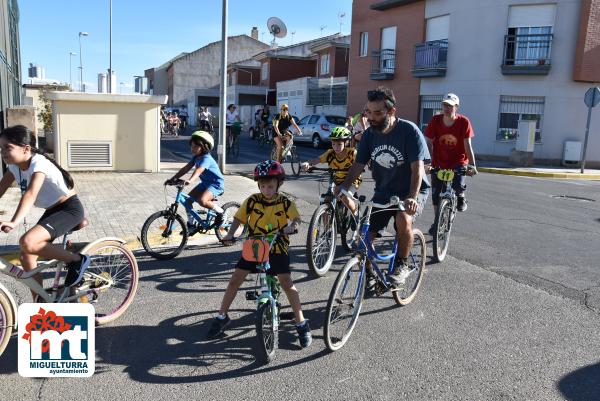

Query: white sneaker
388,264,411,287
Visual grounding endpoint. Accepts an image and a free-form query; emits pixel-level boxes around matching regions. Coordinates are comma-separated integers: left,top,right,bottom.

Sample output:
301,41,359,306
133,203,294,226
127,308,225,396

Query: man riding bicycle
424,93,477,234
272,104,302,163
335,86,430,287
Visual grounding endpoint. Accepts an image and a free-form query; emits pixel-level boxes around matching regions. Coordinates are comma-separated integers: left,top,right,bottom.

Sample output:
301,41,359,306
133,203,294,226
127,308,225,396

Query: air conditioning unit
562,141,582,166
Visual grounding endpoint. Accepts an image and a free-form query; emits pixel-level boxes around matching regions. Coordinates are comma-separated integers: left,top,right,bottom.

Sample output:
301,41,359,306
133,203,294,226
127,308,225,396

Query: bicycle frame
0,236,127,310
168,184,217,231
313,167,356,229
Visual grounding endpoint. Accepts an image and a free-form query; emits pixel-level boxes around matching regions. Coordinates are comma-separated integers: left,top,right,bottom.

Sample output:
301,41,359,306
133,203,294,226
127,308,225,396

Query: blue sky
19,0,352,93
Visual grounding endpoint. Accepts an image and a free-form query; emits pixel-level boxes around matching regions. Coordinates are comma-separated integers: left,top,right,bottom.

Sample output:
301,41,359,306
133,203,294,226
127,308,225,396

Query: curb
478,167,600,180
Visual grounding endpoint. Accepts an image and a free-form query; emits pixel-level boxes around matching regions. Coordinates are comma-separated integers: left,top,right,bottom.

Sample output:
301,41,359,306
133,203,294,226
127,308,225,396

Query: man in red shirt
424,93,477,230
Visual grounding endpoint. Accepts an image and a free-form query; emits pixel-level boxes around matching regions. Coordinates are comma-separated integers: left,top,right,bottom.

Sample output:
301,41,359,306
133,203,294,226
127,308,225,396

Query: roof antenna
267,17,287,48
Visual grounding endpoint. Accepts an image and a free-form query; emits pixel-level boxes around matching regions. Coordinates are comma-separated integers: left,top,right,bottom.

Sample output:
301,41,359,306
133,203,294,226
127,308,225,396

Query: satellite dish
267,17,287,47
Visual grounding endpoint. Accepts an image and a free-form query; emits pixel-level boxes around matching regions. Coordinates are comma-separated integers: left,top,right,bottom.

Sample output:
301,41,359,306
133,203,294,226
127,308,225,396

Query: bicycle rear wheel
256,302,278,363
392,229,426,306
80,240,139,325
324,256,366,351
214,201,247,241
141,211,188,259
306,203,337,277
0,290,14,358
433,198,453,263
290,147,301,177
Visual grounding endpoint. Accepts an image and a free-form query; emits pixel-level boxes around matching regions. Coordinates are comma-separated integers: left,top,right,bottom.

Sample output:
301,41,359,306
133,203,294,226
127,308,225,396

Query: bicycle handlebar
307,167,347,173
341,189,405,211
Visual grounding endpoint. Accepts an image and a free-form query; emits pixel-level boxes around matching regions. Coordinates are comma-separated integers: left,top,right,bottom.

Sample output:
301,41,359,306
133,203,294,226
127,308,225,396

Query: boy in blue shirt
166,131,225,232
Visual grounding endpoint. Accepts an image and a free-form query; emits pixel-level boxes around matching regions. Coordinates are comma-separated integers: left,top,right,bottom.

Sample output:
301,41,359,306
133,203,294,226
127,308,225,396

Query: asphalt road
1,132,599,400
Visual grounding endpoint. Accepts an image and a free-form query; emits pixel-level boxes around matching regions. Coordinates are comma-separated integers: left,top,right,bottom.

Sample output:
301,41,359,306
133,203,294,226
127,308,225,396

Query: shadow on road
557,362,600,400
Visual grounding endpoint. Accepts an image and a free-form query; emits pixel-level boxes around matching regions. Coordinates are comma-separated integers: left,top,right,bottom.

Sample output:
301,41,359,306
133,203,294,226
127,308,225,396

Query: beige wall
47,92,167,172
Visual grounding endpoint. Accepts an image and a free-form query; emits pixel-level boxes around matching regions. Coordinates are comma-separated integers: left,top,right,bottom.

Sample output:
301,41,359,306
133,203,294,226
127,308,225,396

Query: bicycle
258,124,272,148
431,165,475,263
226,122,241,158
140,179,247,259
0,219,139,357
323,191,426,351
270,131,301,176
237,229,296,363
305,167,360,277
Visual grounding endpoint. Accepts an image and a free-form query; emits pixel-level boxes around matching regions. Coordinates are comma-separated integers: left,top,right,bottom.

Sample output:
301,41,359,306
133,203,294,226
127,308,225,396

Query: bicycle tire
141,211,188,260
290,147,301,177
306,203,337,277
233,135,240,157
79,240,139,325
433,198,453,263
392,229,426,306
256,302,278,363
270,144,279,162
214,201,247,241
0,289,14,358
324,256,366,351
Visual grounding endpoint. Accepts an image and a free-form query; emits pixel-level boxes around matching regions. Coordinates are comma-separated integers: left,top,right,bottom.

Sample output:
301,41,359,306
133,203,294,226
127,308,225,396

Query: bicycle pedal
245,290,258,300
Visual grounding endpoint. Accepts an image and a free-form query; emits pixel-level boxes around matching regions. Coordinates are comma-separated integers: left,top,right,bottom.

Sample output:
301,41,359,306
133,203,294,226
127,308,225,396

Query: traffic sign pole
581,87,600,173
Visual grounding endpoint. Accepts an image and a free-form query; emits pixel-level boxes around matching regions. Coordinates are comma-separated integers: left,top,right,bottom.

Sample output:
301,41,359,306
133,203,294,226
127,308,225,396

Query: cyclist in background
424,93,477,234
301,126,361,217
225,104,240,149
272,104,302,163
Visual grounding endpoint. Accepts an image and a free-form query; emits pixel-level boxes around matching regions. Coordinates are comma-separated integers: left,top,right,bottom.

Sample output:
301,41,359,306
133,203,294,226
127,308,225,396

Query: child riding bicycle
301,126,362,218
0,125,90,298
207,160,312,348
165,131,225,233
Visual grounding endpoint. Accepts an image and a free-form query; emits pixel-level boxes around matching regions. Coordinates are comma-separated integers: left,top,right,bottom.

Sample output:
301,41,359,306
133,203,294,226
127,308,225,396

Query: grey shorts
368,189,429,234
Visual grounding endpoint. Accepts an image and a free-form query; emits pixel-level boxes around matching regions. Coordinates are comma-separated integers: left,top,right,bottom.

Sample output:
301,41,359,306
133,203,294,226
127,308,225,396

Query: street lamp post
69,52,77,90
78,32,89,92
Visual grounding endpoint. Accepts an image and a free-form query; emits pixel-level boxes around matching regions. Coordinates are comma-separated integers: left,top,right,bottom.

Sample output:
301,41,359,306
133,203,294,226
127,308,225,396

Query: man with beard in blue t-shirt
335,86,430,288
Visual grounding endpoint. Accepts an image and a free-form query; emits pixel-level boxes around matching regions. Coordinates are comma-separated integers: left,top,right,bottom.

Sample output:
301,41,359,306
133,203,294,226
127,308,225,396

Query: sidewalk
0,160,258,261
478,160,600,180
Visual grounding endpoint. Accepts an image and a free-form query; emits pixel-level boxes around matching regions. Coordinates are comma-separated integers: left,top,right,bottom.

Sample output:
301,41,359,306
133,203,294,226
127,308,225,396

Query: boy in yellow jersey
301,126,361,216
207,160,312,348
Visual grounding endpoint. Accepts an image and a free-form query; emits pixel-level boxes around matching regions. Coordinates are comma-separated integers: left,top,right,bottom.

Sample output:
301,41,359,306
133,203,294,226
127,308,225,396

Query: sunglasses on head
367,90,395,108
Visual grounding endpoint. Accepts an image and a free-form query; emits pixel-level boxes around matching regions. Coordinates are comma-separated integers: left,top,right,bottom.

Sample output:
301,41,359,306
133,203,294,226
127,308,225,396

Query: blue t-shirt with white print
192,153,224,190
356,119,430,202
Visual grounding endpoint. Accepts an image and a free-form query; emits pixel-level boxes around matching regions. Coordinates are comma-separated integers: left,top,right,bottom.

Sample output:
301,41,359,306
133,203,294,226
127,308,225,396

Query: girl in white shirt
0,125,90,296
225,104,240,148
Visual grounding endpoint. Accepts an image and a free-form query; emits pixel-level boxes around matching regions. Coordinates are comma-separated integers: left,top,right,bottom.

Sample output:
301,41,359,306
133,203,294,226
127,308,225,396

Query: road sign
584,87,600,108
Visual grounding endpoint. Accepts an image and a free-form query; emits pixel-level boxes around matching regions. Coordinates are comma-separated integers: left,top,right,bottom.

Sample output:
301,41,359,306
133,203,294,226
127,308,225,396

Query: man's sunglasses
367,90,395,108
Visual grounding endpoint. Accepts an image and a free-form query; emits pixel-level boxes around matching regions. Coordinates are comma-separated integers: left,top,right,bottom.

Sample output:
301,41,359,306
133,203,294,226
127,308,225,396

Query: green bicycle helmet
329,126,351,140
190,130,214,150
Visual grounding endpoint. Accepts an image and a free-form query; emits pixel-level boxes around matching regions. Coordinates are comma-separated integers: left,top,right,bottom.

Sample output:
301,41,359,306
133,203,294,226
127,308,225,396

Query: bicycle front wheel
233,136,240,157
141,211,188,260
392,229,426,306
290,147,301,177
324,256,366,351
306,204,337,277
270,144,278,162
256,302,278,363
0,289,14,358
80,240,139,325
433,198,453,263
214,201,247,241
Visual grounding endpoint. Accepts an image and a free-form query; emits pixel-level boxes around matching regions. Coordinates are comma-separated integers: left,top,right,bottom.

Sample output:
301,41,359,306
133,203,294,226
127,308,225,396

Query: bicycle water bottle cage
437,169,455,183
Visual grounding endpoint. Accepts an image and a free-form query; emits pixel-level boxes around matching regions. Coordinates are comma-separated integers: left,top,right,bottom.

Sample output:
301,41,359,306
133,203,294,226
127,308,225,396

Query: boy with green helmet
301,126,362,216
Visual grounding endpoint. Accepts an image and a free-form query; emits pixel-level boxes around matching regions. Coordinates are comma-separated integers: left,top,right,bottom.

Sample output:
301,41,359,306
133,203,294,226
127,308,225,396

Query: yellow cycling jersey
234,193,300,255
318,148,362,187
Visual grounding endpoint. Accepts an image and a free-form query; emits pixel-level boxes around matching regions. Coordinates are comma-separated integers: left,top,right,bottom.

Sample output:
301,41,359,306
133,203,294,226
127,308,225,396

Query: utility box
515,120,536,152
563,141,582,166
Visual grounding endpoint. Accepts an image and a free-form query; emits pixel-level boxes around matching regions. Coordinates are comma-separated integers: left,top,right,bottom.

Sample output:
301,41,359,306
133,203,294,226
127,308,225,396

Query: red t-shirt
424,114,474,169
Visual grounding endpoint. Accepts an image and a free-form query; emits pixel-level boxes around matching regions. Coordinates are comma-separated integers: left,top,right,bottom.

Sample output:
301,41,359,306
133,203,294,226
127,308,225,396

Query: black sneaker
296,320,313,348
457,196,468,212
206,315,231,339
213,212,224,228
64,254,91,287
182,221,198,236
428,224,436,236
387,261,412,288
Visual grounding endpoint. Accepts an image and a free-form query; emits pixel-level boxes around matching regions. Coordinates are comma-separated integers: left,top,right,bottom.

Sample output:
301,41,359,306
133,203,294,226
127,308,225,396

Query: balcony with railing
502,33,553,75
370,49,395,80
412,39,448,77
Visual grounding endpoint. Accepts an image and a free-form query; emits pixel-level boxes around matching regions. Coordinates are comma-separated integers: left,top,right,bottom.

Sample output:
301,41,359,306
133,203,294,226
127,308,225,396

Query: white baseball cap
442,93,460,106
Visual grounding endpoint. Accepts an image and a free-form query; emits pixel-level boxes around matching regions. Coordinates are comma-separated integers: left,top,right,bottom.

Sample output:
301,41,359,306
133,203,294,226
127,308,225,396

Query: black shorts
235,252,291,276
37,195,85,240
431,171,466,206
368,190,429,234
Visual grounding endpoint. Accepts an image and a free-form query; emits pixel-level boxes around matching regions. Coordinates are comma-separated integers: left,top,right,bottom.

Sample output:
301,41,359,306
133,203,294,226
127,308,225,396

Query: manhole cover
552,195,596,202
